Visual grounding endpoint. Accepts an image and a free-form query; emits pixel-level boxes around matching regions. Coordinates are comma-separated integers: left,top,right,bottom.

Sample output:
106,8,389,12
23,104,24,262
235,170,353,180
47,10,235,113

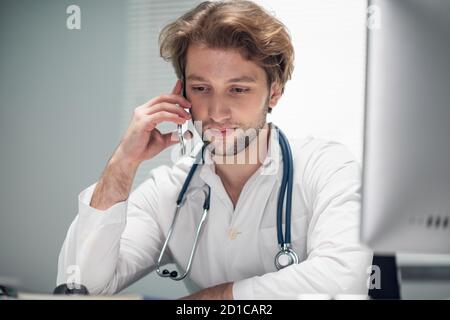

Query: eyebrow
186,74,257,83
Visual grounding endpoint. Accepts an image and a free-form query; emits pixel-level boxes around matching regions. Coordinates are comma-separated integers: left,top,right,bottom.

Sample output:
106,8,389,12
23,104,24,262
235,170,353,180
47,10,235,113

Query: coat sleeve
232,141,373,299
56,169,169,295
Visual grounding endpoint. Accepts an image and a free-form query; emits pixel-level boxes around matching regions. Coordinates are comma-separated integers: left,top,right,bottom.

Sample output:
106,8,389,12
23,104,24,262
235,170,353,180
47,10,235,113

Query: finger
171,79,182,95
162,130,180,148
143,112,187,131
146,94,191,109
146,102,191,119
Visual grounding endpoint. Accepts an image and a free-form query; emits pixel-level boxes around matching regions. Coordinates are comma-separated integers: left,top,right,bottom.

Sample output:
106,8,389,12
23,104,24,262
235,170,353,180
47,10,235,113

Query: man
57,0,372,299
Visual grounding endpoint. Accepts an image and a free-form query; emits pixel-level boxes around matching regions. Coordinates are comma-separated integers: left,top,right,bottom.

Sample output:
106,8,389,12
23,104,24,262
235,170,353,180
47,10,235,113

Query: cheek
228,93,267,111
189,105,207,122
236,95,268,114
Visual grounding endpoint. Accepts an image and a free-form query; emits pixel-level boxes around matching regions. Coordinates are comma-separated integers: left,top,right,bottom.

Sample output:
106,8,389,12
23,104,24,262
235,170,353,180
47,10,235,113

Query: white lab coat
57,124,373,299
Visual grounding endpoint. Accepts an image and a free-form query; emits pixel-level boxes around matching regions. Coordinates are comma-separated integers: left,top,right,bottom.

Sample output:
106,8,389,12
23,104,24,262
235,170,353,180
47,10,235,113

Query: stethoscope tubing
157,125,296,280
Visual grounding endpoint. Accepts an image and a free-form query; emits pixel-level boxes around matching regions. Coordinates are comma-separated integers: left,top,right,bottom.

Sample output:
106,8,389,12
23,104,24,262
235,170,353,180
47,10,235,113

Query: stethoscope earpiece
160,268,179,279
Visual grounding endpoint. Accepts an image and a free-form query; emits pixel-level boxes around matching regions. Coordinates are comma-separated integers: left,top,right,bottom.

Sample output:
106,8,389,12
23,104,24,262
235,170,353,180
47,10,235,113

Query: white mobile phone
177,79,189,156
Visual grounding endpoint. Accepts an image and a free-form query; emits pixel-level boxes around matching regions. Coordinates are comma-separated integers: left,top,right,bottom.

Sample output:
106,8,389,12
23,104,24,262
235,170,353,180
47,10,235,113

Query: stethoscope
156,124,299,281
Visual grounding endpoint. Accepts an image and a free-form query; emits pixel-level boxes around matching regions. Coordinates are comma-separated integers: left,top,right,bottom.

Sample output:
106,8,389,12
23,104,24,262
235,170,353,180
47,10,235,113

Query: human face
185,43,278,157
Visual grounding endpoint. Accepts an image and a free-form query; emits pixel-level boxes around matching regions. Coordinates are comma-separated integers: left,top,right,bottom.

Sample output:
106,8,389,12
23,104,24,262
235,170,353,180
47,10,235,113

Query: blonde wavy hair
159,0,295,110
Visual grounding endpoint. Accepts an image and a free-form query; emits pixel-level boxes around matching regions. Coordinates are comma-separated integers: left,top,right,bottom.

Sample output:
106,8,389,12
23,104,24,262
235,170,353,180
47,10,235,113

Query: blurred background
0,0,449,299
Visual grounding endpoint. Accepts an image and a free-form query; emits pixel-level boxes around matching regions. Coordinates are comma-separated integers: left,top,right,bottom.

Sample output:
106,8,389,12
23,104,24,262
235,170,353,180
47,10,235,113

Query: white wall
257,0,368,162
0,0,126,293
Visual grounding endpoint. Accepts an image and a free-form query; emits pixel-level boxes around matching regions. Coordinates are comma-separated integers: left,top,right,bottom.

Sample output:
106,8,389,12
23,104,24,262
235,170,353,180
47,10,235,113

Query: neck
212,122,271,190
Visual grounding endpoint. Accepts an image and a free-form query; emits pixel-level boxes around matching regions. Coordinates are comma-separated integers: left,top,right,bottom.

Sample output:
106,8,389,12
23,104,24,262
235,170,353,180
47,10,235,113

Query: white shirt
57,124,373,299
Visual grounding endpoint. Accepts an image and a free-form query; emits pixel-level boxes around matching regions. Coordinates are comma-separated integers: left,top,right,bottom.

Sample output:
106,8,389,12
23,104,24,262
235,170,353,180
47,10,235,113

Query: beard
196,103,269,157
208,119,266,156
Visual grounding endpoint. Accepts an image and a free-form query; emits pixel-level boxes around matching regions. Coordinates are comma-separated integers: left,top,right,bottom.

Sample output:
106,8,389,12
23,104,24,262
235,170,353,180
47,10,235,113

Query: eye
231,87,250,94
192,86,209,93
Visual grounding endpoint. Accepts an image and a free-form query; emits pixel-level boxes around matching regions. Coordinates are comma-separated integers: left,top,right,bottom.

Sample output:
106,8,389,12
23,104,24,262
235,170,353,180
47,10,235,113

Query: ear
268,82,283,112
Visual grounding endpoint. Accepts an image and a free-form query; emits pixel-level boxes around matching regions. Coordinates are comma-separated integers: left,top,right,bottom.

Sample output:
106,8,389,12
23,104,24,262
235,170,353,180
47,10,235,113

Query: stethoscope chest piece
275,245,299,270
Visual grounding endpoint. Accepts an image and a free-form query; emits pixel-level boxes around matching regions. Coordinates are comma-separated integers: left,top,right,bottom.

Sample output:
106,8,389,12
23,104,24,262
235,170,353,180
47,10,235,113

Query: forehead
185,43,266,82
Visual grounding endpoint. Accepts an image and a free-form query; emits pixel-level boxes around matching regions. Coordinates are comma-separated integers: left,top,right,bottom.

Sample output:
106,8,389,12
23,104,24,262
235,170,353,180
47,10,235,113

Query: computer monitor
361,0,450,254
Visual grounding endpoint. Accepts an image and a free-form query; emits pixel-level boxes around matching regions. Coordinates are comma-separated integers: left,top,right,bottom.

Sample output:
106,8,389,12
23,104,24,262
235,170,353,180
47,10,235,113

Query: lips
206,127,236,139
209,125,236,130
215,128,233,134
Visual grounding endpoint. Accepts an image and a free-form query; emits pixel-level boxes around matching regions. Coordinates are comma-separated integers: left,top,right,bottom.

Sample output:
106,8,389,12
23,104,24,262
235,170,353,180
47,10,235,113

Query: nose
208,95,231,123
